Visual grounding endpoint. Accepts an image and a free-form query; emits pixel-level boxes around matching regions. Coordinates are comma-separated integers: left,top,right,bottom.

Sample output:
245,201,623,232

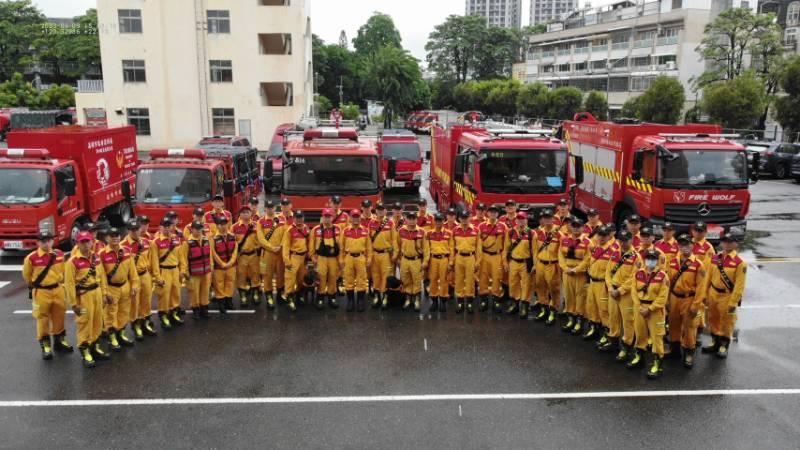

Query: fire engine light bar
0,148,50,159
303,128,359,141
658,133,740,139
150,149,208,160
318,119,357,128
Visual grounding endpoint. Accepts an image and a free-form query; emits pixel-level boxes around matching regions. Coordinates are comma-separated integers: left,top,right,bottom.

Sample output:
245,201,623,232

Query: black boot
118,328,134,347
479,295,488,312
533,303,547,321
456,298,464,314
106,330,122,352
626,348,643,369
238,289,250,308
665,341,681,359
200,305,211,319
266,290,276,309
581,322,597,340
429,297,439,313
372,291,382,309
646,353,664,379
506,299,519,315
439,296,447,313
595,327,610,347
519,301,529,319
598,336,616,353
449,287,455,304
562,314,574,332
466,297,475,314
716,337,730,359
570,317,583,336
414,294,422,312
356,292,366,312
192,307,201,320
251,288,262,306
171,308,184,325
346,291,355,312
402,295,412,310
144,316,158,335
287,294,298,312
615,342,630,363
545,307,557,326
492,295,503,312
225,297,235,310
79,344,95,368
54,331,74,352
328,294,339,309
91,340,111,361
682,347,696,368
701,334,720,354
39,336,53,360
132,320,144,342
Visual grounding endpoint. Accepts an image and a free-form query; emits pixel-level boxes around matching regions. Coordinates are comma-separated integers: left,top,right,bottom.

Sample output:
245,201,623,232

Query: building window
656,54,677,66
212,108,236,135
118,9,142,34
609,77,630,92
122,60,146,83
207,10,230,34
127,108,150,136
632,56,651,67
789,2,800,26
210,60,233,82
591,59,607,70
573,61,587,71
785,28,797,44
558,63,570,72
259,0,291,4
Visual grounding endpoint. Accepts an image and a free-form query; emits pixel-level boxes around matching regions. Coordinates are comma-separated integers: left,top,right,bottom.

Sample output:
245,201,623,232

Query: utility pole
337,76,344,107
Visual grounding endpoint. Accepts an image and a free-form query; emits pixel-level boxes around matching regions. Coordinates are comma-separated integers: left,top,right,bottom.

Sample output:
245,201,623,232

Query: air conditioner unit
665,61,676,70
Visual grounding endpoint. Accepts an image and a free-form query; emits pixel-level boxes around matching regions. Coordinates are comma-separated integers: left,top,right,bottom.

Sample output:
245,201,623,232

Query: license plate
389,180,405,188
3,241,23,250
706,230,721,240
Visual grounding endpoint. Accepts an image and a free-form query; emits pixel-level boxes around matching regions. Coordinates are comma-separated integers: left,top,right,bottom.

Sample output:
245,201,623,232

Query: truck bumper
0,238,39,251
648,217,747,240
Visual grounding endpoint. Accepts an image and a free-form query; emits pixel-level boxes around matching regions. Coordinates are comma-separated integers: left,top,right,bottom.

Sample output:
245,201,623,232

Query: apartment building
466,0,523,28
759,0,800,54
524,0,747,115
530,0,579,26
75,0,313,150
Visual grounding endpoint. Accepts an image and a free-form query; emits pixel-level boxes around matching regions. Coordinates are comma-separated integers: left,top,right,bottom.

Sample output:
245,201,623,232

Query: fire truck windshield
0,168,51,204
382,143,420,161
283,155,379,194
136,168,214,204
479,149,568,194
658,149,748,188
268,143,284,157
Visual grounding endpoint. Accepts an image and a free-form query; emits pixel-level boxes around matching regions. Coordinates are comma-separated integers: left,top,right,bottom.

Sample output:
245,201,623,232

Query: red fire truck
0,125,138,250
270,127,382,221
265,122,296,193
561,113,759,238
135,147,260,232
377,129,422,192
430,123,584,220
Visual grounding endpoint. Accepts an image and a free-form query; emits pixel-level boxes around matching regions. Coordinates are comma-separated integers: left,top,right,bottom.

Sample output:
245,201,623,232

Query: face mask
645,259,658,270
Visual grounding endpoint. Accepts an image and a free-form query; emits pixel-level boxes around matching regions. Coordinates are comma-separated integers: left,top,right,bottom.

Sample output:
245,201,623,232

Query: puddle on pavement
742,229,771,254
751,213,800,221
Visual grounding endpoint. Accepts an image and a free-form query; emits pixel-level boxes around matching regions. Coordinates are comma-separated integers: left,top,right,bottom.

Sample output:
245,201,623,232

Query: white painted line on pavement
0,281,10,289
0,265,23,271
2,389,800,407
458,404,462,417
739,305,800,309
424,338,428,351
13,309,256,315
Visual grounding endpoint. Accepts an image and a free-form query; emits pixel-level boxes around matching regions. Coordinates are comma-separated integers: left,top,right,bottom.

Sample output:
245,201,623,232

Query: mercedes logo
697,202,711,217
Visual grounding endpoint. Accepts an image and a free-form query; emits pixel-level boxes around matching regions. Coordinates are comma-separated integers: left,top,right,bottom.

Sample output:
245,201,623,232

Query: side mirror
573,155,584,185
387,159,397,179
750,152,760,184
64,177,77,197
425,150,431,160
223,180,234,197
263,160,273,180
121,179,131,201
632,151,644,180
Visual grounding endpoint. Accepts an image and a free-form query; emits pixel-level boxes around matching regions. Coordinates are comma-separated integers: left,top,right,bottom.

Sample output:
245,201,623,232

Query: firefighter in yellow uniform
630,249,670,379
257,200,285,309
626,215,643,250
99,228,139,352
183,221,213,319
691,220,715,347
416,198,435,232
582,226,617,343
184,207,211,239
22,231,71,360
311,208,342,310
532,209,562,324
423,214,452,313
504,212,535,318
204,195,233,236
701,231,747,359
282,211,310,311
152,217,187,330
340,209,372,312
470,203,487,228
233,206,261,308
606,231,642,361
655,222,679,268
451,210,482,314
367,202,397,309
553,199,571,233
585,208,603,241
666,234,706,368
558,218,592,331
122,220,158,340
638,227,667,270
478,206,507,312
211,217,238,313
65,231,110,368
397,211,425,310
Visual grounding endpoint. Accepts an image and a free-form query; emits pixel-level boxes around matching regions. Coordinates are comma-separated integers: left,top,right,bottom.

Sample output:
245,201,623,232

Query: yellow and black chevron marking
453,182,476,207
626,176,653,193
434,166,451,186
582,161,622,183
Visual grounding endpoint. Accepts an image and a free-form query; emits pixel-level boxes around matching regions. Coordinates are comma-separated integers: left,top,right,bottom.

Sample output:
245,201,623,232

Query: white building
530,0,579,26
524,0,749,115
466,0,523,28
75,0,313,150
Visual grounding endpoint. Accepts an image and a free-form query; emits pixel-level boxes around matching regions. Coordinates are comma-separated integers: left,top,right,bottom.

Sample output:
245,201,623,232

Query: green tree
430,78,456,109
315,94,332,115
39,84,74,108
485,79,521,117
452,81,477,111
425,15,486,83
620,96,641,118
313,39,364,107
352,12,402,57
0,72,41,107
637,76,685,124
515,82,549,118
582,91,608,120
702,72,765,129
340,103,361,121
774,57,800,137
547,87,582,120
364,46,424,125
749,17,784,132
0,0,46,81
472,26,518,80
411,78,432,110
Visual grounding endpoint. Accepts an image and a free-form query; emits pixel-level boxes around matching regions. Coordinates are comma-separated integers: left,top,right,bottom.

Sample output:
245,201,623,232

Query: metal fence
722,127,798,143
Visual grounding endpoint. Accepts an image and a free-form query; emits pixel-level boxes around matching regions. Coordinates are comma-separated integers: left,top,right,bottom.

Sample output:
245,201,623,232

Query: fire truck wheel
66,219,87,250
111,202,133,227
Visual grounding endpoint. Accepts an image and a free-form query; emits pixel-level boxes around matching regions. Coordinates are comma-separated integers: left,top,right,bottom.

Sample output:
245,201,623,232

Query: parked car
744,141,799,179
791,153,800,183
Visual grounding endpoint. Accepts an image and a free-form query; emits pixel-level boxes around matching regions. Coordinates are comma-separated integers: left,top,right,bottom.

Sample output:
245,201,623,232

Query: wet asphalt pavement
1,136,800,448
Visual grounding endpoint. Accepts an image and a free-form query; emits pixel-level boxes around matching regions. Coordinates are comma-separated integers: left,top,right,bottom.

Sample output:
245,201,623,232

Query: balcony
258,33,292,55
657,36,679,46
611,42,630,50
557,49,571,56
77,79,104,93
633,39,653,49
261,82,293,106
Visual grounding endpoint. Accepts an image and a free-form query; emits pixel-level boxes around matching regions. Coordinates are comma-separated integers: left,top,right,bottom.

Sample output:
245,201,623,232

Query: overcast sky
32,0,599,62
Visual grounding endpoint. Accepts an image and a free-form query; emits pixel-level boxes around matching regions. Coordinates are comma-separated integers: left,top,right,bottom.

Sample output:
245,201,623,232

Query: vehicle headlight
413,172,422,181
39,216,55,234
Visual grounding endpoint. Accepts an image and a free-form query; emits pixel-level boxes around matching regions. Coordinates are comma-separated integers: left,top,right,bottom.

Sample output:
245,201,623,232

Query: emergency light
0,148,51,159
658,133,740,140
303,128,359,141
149,148,208,160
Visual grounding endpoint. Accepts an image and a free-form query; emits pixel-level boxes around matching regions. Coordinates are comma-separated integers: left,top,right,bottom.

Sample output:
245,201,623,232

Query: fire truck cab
562,113,759,238
135,147,259,231
377,129,422,192
430,123,583,222
273,127,382,221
